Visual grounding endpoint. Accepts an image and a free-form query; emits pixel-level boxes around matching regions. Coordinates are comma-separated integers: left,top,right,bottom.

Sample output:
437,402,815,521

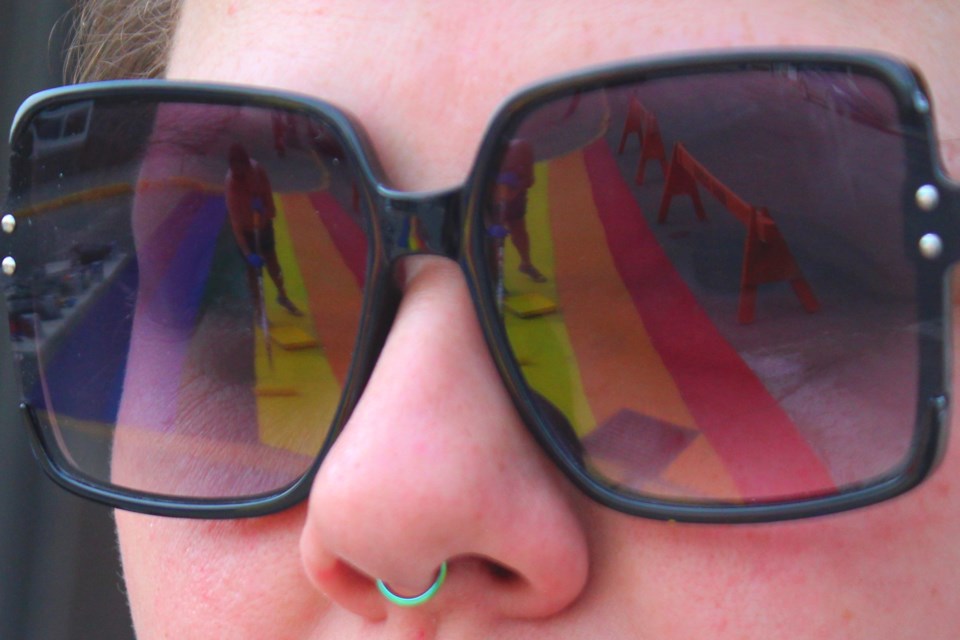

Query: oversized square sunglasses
2,50,956,522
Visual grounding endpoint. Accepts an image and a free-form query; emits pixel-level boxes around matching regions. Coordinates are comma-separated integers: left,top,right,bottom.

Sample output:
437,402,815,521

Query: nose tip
297,257,589,621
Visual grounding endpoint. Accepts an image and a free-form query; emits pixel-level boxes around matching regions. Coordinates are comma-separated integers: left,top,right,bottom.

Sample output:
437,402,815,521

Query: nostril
453,554,521,585
487,561,518,583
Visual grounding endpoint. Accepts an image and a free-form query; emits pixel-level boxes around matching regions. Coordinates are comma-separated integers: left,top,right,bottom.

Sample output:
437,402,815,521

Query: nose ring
376,562,448,607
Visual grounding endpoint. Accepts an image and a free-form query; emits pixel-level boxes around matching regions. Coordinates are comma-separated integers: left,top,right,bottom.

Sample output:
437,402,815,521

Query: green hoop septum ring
376,562,448,607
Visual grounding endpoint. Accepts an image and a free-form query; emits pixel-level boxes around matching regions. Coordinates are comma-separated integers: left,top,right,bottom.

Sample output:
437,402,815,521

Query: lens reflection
7,98,367,499
487,68,917,504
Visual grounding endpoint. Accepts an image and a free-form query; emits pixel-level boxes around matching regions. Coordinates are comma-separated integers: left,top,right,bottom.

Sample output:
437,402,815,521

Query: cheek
118,507,326,637
944,139,960,182
586,450,960,636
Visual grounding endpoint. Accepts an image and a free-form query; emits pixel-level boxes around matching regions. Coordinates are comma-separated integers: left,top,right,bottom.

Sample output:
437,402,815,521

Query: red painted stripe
281,193,363,385
307,191,367,287
582,140,835,500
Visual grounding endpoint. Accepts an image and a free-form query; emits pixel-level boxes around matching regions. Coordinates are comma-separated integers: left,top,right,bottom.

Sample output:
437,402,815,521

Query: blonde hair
66,0,183,82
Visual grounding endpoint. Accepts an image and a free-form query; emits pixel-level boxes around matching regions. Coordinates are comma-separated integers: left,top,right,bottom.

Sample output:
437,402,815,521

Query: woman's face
116,1,960,638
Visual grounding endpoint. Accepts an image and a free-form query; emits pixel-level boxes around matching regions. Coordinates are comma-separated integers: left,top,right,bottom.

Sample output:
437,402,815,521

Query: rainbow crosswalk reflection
499,140,834,502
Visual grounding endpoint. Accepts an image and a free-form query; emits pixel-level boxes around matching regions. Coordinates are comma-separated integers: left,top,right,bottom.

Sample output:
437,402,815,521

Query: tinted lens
6,95,367,499
485,66,921,504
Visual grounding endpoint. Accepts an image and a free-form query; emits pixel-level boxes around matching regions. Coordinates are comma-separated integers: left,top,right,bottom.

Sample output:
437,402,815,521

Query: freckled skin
116,1,960,638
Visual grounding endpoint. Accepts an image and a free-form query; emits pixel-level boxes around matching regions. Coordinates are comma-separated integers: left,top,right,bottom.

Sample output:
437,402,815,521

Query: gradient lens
7,96,367,499
484,66,920,504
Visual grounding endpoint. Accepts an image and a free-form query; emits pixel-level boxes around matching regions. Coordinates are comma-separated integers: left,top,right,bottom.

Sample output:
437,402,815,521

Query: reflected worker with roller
225,142,302,318
496,138,546,283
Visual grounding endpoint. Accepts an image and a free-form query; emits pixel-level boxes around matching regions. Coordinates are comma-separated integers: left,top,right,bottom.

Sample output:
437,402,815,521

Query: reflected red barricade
657,142,820,324
616,97,668,186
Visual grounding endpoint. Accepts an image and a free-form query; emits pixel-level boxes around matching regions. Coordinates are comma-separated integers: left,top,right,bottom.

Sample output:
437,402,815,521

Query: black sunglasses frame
4,49,958,522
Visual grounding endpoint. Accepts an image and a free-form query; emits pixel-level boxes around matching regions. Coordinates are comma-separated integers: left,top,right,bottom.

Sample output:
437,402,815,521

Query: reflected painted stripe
253,195,343,455
548,151,696,433
583,139,835,498
501,164,596,433
307,191,367,288
283,192,364,385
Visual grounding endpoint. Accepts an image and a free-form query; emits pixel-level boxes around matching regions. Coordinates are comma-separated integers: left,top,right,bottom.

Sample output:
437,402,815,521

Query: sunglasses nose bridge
377,187,465,262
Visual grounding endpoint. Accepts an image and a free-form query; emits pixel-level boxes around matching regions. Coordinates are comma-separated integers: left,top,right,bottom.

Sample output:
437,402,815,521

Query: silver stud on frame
1,256,16,276
1,214,15,234
918,233,943,260
916,184,940,212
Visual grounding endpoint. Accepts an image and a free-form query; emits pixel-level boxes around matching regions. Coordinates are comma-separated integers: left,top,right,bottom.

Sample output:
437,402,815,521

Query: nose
299,256,589,621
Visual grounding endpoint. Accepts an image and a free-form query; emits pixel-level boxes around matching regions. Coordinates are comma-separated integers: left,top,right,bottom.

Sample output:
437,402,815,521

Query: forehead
166,0,959,189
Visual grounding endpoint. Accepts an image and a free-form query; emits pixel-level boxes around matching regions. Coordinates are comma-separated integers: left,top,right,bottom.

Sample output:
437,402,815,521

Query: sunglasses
2,50,956,522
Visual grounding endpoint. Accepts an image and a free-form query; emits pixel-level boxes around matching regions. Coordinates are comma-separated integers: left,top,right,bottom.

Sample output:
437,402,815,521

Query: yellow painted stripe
546,151,696,432
553,149,737,499
501,162,597,433
253,195,345,456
